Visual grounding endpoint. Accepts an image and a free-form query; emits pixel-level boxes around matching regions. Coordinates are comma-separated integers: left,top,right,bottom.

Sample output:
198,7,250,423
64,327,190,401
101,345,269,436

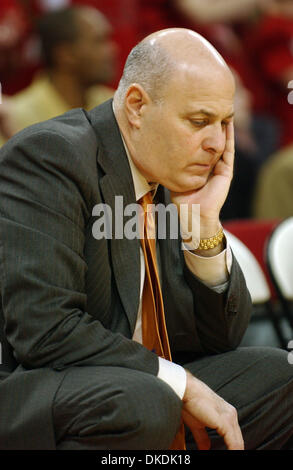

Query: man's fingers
219,406,244,450
222,426,244,450
225,121,235,152
182,409,211,450
222,121,235,168
192,427,211,450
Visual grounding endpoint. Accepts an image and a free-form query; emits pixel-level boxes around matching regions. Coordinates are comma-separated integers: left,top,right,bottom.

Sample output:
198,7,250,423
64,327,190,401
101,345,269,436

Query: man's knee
114,371,183,449
53,366,182,449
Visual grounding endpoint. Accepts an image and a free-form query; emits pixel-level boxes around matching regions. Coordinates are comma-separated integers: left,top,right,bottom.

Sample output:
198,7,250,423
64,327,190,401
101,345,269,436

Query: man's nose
202,123,226,156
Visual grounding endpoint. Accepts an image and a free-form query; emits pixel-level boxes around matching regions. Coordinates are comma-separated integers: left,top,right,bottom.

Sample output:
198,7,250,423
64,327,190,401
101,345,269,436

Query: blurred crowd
0,0,292,221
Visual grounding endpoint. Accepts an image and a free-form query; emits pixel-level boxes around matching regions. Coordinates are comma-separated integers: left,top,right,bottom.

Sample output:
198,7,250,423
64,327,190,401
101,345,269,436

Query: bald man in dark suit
0,28,293,450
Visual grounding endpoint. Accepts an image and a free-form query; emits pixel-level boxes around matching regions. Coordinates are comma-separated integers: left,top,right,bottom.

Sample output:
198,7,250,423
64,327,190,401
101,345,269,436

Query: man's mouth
188,163,212,173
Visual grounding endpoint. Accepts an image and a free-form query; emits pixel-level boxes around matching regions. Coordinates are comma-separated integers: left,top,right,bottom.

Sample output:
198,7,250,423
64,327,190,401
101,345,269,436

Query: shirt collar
113,102,158,202
121,133,158,201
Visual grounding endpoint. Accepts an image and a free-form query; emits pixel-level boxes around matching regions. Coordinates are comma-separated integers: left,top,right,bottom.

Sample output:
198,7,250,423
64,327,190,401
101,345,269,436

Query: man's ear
124,84,150,128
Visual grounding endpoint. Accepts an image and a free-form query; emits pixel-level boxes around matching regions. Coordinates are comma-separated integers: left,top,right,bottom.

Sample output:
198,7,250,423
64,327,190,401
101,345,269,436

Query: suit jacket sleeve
183,252,252,354
0,125,159,375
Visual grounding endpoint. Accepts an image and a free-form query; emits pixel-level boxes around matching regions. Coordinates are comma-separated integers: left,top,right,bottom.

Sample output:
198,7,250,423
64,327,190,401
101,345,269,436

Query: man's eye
191,120,207,127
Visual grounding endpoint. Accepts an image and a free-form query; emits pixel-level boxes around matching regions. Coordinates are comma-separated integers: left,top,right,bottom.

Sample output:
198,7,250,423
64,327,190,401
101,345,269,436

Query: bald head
114,28,234,107
146,28,227,67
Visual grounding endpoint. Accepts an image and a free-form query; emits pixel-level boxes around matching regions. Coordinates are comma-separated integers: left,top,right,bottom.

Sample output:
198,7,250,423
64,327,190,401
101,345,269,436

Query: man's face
131,65,235,193
73,10,118,86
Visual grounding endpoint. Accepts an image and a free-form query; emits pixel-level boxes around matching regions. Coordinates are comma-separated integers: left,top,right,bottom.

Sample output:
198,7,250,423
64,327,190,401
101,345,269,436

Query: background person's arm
173,0,259,24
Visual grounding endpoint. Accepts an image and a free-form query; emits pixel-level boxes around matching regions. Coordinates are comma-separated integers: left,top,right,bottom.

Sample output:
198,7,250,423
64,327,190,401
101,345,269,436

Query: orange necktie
139,192,186,450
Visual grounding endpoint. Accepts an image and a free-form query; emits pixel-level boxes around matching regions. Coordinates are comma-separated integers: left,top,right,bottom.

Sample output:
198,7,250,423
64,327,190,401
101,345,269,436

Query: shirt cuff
183,242,233,287
158,357,187,400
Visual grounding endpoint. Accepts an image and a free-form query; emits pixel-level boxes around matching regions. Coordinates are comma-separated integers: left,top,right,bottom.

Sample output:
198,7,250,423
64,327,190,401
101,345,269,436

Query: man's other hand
182,369,244,450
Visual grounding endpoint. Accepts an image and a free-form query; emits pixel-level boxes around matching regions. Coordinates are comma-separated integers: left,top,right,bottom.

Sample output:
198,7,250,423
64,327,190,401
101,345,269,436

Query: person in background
172,0,260,24
0,5,117,143
253,144,293,219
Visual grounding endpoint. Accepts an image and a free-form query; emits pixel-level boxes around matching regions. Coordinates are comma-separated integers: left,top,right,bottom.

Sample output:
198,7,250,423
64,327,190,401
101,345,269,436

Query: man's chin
167,177,208,194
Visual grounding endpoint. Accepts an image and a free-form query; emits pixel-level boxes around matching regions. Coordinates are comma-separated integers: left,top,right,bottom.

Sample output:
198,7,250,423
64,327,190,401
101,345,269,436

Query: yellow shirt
253,144,293,219
0,74,114,146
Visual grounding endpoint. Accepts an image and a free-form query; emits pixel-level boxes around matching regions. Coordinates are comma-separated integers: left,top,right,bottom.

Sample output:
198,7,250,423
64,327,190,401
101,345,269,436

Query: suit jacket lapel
88,100,141,334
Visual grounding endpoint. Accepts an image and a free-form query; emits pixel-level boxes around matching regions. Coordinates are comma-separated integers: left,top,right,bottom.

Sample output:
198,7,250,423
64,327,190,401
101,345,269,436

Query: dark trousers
53,347,293,450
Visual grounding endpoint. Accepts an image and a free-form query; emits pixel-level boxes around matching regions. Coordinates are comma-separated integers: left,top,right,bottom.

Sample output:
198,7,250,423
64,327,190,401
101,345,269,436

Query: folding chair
266,217,293,335
225,230,288,348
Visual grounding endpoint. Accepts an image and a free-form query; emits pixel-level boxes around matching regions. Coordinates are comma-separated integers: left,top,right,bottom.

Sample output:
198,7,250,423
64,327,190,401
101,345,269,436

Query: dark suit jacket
0,99,252,449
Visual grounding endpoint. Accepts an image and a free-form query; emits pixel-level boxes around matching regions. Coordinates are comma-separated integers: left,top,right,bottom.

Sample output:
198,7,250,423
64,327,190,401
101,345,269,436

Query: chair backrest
225,230,271,303
266,217,293,300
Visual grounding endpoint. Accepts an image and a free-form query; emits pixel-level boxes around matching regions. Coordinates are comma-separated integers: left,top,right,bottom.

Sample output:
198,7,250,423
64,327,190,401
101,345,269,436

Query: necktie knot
139,191,154,213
